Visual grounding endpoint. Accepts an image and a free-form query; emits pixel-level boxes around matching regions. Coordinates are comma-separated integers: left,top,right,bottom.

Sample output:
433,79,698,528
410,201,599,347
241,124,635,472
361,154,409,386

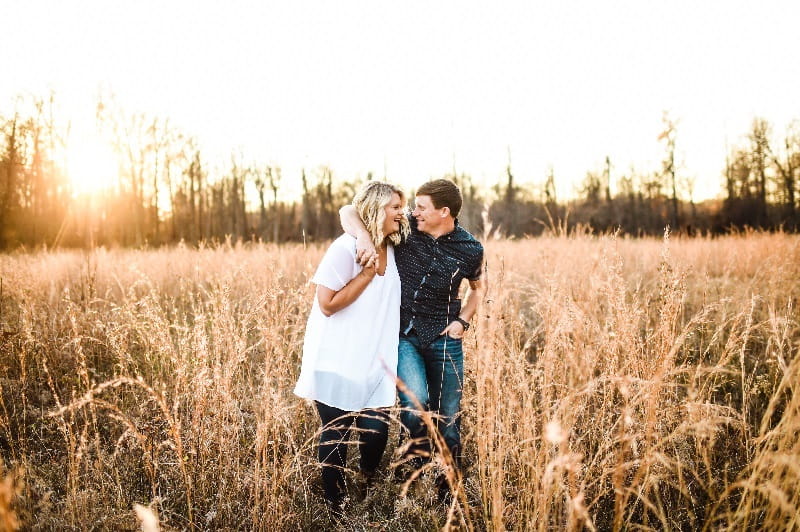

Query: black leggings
315,401,389,505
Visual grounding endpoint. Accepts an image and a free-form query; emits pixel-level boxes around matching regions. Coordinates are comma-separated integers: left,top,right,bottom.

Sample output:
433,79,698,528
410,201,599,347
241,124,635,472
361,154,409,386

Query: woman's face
382,192,405,237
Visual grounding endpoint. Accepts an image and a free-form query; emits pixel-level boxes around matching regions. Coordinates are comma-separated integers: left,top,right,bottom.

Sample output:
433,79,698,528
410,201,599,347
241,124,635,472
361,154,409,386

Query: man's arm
339,205,377,266
440,278,485,339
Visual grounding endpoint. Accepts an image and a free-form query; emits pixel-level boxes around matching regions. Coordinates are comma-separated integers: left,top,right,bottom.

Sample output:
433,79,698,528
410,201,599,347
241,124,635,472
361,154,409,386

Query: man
340,178,484,492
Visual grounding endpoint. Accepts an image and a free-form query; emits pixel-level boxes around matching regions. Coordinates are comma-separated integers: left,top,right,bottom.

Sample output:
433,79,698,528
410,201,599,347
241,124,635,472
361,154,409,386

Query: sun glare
67,134,117,195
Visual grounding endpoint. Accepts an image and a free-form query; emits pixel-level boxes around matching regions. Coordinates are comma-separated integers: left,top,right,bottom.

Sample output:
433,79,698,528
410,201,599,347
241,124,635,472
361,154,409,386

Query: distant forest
1,94,798,249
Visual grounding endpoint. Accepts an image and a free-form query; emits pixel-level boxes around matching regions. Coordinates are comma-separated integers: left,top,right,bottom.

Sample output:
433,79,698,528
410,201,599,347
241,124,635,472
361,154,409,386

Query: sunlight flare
66,133,117,195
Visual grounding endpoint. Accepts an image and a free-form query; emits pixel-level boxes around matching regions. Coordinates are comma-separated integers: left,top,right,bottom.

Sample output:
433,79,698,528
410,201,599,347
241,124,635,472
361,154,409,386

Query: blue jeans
397,330,464,468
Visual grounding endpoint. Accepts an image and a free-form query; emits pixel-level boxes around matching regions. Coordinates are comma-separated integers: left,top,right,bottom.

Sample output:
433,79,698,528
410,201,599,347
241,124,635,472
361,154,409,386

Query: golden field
0,232,798,531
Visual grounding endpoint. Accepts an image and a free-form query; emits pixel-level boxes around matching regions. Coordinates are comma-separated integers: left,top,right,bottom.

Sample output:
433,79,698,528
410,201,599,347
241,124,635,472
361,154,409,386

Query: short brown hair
416,179,462,218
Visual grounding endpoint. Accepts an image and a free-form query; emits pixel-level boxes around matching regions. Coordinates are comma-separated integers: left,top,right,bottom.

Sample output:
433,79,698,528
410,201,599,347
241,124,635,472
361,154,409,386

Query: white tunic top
294,234,400,411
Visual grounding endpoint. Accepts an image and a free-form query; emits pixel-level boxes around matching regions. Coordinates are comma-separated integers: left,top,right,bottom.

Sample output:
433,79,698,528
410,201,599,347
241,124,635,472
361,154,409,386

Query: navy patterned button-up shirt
395,215,484,348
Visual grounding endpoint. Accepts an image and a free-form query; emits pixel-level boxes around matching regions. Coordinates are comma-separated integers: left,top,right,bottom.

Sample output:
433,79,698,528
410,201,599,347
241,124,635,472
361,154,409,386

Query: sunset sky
3,0,800,201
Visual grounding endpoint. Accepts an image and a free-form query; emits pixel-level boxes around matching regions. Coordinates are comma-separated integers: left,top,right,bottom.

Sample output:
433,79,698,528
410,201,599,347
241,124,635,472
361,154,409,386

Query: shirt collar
424,218,461,241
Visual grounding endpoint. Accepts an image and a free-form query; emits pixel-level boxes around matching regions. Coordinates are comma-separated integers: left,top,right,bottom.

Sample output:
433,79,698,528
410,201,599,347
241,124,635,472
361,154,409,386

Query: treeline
1,97,798,249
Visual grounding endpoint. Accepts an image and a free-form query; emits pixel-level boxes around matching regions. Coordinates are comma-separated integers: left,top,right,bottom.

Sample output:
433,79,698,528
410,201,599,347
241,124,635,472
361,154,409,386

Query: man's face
412,194,447,235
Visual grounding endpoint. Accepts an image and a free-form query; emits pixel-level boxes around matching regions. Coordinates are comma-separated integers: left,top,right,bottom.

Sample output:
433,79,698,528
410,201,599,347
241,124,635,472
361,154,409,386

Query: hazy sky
3,0,800,200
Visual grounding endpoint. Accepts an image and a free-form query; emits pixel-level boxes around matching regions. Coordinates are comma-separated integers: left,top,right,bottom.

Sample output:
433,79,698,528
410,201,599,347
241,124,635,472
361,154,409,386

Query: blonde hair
352,181,410,247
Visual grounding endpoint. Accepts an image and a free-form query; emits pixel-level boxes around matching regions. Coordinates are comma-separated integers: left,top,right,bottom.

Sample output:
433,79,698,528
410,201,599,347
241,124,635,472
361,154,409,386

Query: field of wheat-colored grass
0,231,798,531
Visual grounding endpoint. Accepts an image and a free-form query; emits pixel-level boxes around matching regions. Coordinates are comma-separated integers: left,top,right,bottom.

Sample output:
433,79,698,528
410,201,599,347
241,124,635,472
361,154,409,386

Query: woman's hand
356,232,379,268
359,254,378,279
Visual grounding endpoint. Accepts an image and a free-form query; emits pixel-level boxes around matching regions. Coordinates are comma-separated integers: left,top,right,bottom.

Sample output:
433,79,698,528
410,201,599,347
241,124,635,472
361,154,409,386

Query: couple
293,179,484,514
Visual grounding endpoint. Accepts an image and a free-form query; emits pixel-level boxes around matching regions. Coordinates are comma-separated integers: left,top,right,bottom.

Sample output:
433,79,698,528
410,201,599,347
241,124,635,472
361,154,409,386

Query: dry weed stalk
0,233,796,530
0,463,20,532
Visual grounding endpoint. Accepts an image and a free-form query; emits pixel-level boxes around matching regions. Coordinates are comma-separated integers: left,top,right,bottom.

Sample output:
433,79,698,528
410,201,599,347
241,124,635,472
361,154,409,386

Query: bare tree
269,166,281,243
145,117,186,244
253,167,268,240
301,168,310,241
163,136,187,241
504,147,517,236
0,115,22,247
315,166,334,240
768,120,799,227
659,112,680,230
581,170,603,205
544,166,557,207
187,149,203,240
748,117,771,226
96,95,147,245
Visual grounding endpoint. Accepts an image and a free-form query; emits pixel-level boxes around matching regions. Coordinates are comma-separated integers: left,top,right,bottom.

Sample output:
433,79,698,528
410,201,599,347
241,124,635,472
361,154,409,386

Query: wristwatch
455,317,470,331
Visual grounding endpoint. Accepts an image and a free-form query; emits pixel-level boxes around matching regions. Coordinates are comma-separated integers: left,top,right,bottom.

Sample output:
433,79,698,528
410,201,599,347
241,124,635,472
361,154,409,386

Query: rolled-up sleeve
312,241,357,291
467,250,484,281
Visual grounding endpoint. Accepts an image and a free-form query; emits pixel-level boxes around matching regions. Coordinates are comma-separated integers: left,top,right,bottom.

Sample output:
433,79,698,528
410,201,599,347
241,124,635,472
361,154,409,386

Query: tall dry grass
0,232,797,530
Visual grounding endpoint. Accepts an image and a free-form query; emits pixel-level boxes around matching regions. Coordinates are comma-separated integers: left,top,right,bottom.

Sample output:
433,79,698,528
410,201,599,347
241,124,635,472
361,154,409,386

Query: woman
294,181,409,513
